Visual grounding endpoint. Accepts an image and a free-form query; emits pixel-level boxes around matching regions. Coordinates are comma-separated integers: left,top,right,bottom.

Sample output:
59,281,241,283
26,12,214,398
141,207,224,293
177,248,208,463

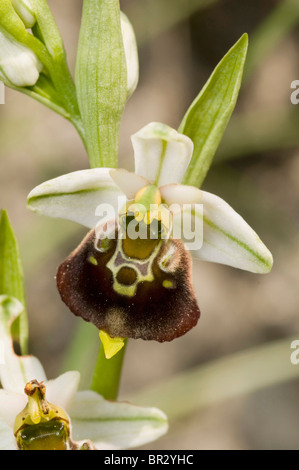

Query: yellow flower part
14,380,71,450
99,330,125,359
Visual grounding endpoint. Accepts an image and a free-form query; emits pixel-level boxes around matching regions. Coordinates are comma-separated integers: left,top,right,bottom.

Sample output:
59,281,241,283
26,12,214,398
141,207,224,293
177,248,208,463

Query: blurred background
1,0,299,450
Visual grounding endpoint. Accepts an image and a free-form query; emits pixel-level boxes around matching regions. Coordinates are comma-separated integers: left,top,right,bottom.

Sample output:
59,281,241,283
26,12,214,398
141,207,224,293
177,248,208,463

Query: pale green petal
160,183,202,207
27,169,123,229
0,416,17,450
0,390,26,428
110,169,150,200
121,12,139,98
69,391,168,450
132,122,193,186
179,191,273,273
46,371,80,412
0,296,46,394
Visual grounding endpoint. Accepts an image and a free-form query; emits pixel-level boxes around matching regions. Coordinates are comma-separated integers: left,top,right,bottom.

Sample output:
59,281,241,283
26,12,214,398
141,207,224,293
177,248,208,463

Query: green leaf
179,33,248,188
76,0,128,168
0,210,28,353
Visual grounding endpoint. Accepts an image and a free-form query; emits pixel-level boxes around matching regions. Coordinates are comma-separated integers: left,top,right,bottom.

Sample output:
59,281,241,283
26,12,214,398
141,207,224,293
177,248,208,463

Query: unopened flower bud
0,31,42,87
120,12,139,98
11,0,36,29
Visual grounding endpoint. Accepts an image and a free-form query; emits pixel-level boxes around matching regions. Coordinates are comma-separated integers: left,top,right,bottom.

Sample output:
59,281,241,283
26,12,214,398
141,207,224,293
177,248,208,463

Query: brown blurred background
1,0,299,449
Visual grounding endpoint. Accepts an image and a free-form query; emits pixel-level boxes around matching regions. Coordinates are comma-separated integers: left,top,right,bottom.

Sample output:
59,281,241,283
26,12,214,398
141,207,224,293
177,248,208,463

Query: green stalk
91,340,127,400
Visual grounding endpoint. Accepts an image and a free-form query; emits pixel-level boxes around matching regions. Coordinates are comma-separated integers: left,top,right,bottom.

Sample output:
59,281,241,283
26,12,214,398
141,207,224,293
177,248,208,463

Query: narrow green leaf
0,210,28,353
179,33,248,187
76,0,127,168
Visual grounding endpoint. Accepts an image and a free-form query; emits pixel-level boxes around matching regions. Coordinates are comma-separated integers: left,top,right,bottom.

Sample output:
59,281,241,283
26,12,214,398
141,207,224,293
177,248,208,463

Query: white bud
11,0,36,29
0,31,42,87
120,12,139,98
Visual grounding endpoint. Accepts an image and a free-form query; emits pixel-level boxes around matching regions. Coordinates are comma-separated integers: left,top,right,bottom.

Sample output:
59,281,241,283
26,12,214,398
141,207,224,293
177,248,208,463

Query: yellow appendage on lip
99,330,126,359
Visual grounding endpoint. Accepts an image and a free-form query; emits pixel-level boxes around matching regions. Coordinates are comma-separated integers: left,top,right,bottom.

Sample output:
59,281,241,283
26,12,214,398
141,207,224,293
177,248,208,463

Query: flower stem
91,339,127,400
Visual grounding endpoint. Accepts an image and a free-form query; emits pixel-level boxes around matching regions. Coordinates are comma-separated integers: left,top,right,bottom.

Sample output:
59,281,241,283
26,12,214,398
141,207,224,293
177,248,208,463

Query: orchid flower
0,295,168,450
27,122,273,358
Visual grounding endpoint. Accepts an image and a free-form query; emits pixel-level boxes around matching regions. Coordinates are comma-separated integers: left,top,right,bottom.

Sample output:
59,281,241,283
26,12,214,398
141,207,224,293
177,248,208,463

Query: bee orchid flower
27,122,273,357
0,296,168,450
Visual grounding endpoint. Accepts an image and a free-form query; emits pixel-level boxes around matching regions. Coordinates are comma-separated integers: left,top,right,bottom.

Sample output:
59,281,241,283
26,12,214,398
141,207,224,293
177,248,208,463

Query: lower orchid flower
0,295,168,450
27,122,273,358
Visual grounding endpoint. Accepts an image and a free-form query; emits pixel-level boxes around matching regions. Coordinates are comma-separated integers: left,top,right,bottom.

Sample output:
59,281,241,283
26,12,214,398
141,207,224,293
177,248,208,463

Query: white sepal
0,416,18,450
0,390,26,428
27,169,123,229
46,371,80,411
69,391,168,450
184,191,273,273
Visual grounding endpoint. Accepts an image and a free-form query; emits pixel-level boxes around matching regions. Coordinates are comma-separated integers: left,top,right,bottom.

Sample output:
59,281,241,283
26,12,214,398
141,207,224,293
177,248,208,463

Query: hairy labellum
56,222,200,342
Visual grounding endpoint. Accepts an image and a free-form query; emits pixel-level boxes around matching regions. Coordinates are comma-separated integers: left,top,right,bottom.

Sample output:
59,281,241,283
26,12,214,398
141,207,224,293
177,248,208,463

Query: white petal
0,349,46,395
121,12,139,98
0,390,26,428
160,183,202,207
0,296,47,394
46,371,80,411
132,122,193,186
110,169,150,200
0,31,41,87
182,191,273,273
27,169,124,229
0,416,17,450
69,391,168,450
12,0,36,28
